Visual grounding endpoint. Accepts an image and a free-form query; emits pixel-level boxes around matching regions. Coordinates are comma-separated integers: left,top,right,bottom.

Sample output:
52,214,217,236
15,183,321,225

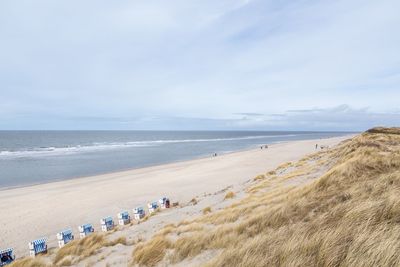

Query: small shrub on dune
276,161,292,171
224,191,235,200
132,236,171,267
158,225,176,236
176,223,204,235
54,234,129,265
170,233,209,263
54,233,107,264
253,174,265,181
9,257,48,267
190,198,198,205
177,220,191,227
108,236,127,246
202,207,212,214
57,257,72,266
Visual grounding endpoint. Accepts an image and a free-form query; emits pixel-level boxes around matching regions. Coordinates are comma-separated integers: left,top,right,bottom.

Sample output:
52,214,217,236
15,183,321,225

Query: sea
0,131,351,189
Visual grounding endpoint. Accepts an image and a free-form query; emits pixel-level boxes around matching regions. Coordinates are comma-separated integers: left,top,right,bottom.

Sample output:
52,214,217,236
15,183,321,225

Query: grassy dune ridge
131,127,400,266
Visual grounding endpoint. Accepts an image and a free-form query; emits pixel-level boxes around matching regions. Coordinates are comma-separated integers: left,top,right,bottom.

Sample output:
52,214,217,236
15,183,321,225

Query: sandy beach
0,135,353,257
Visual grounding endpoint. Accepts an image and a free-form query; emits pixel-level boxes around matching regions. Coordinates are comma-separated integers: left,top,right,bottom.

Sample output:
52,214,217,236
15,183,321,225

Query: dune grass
223,191,235,200
53,233,107,264
202,207,212,214
132,236,171,267
131,128,400,266
253,174,265,181
107,236,127,246
53,233,128,265
366,126,400,135
190,198,198,205
8,257,49,267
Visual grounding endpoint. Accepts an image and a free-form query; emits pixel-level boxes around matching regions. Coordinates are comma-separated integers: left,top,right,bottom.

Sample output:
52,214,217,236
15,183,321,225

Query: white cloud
0,0,399,129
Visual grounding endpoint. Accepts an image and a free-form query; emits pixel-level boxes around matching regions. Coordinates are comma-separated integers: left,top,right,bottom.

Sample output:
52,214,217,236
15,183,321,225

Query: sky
0,0,399,131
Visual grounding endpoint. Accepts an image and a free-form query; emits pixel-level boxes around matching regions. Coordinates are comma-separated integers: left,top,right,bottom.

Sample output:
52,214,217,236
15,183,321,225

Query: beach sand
0,135,353,257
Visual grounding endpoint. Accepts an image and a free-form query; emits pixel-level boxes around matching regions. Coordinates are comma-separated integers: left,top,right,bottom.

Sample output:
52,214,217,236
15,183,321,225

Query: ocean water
0,131,350,188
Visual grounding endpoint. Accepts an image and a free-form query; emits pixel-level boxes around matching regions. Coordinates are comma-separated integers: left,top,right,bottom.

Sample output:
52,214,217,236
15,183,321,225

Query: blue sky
0,0,399,131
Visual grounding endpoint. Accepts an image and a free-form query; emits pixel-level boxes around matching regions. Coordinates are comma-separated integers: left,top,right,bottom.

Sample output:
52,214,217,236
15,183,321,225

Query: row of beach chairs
0,197,170,265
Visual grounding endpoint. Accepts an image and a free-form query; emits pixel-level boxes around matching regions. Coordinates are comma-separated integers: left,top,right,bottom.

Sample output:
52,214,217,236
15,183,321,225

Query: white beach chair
100,216,115,232
159,197,170,209
78,223,94,238
147,201,159,214
117,211,131,225
56,229,74,248
0,248,15,266
28,238,47,257
133,207,145,220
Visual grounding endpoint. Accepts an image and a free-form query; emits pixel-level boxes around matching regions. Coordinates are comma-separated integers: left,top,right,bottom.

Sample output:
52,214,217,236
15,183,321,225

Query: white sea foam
0,134,297,159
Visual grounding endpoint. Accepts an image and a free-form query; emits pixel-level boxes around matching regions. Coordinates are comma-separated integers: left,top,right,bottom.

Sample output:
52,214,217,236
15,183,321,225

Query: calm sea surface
0,131,351,188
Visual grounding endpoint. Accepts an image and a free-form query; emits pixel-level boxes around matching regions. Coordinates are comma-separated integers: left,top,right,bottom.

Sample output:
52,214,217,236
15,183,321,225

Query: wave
0,134,297,159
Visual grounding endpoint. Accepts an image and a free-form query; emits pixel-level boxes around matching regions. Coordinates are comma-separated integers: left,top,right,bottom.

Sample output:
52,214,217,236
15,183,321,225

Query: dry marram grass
53,233,128,265
131,236,171,267
54,233,107,264
223,191,235,199
202,207,212,214
8,258,49,267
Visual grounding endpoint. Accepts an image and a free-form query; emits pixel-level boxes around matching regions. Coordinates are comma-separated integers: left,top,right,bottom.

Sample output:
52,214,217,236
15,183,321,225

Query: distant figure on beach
212,153,217,157
265,145,268,149
260,146,263,149
315,144,318,149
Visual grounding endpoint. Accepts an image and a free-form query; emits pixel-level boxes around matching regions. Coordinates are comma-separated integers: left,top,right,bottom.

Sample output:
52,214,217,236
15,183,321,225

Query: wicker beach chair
159,197,170,209
56,229,74,248
100,216,115,232
28,238,47,257
0,248,15,266
147,201,159,214
78,223,94,238
133,207,145,220
117,211,131,225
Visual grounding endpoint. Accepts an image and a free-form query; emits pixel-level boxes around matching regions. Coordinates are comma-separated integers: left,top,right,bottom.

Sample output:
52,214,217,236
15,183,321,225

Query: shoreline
0,144,260,192
0,140,294,192
0,145,259,192
0,135,354,257
0,142,282,192
0,135,351,191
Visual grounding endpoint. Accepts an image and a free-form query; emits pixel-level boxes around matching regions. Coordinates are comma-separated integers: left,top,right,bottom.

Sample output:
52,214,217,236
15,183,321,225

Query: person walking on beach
315,144,318,149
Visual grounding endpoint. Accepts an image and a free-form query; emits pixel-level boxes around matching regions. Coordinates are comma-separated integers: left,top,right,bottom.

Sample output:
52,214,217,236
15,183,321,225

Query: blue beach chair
28,238,47,257
117,211,131,225
78,223,94,238
56,229,74,248
0,248,15,266
133,207,145,220
100,216,115,232
147,201,159,214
